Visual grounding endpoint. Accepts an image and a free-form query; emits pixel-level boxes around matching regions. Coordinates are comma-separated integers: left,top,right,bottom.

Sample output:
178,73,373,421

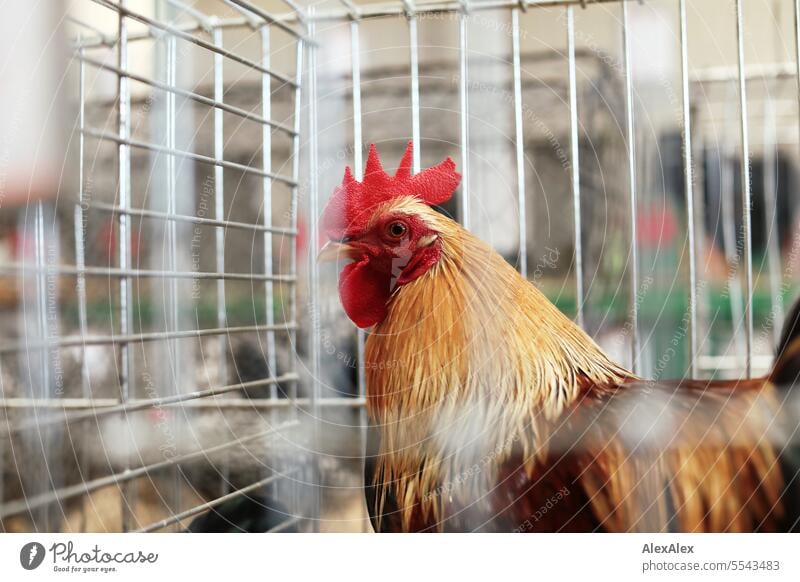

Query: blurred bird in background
319,142,800,532
185,493,295,533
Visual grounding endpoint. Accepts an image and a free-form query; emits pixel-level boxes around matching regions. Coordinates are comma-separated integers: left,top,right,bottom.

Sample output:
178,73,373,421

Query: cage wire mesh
1,0,799,533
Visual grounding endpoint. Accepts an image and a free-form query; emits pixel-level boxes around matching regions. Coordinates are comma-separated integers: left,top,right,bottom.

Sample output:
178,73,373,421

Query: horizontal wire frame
0,373,300,434
76,54,297,136
0,421,300,519
71,1,666,48
135,467,301,533
87,202,298,236
0,263,296,284
225,0,307,36
0,323,297,355
88,0,304,85
0,397,366,411
81,128,297,186
271,0,643,22
8,0,317,534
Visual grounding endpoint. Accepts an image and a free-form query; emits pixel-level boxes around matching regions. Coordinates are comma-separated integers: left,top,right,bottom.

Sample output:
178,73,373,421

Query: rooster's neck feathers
366,201,630,420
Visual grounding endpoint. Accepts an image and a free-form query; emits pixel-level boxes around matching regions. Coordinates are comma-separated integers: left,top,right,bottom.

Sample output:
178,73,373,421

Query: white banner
0,533,798,581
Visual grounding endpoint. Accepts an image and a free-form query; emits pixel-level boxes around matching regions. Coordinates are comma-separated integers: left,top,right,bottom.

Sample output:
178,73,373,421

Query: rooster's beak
317,241,359,263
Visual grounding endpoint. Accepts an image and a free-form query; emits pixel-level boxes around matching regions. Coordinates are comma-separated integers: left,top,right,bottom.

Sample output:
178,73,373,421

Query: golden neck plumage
365,205,630,423
363,202,631,527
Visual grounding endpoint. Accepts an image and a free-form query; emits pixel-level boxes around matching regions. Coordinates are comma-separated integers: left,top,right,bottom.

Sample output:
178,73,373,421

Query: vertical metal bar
351,19,367,400
351,21,363,184
735,0,754,377
622,2,639,373
459,11,470,227
722,89,747,362
260,22,280,502
762,97,784,346
679,0,698,377
211,25,230,497
409,12,421,173
512,8,527,278
288,37,304,524
261,26,278,396
117,0,135,532
350,16,368,531
290,40,303,410
165,32,182,528
34,200,54,532
75,45,91,531
566,5,584,328
792,0,800,354
307,7,322,532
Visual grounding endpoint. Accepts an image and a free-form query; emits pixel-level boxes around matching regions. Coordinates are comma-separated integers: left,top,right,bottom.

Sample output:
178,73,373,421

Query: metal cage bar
2,373,299,435
349,13,368,401
406,1,422,173
262,25,278,397
306,7,322,532
116,0,135,533
679,0,698,377
735,0,754,378
512,7,527,278
762,96,784,347
566,4,584,328
165,26,184,529
212,24,231,498
0,263,296,283
81,128,297,186
289,39,304,407
76,54,297,135
86,202,297,236
89,0,303,85
621,1,639,373
74,43,92,532
458,7,471,227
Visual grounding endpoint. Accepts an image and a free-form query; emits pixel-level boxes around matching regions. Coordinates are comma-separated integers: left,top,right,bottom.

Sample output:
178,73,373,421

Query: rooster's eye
386,220,408,240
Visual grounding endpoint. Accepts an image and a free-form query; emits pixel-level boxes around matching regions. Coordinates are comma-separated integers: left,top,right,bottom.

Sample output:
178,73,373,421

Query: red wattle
338,256,392,329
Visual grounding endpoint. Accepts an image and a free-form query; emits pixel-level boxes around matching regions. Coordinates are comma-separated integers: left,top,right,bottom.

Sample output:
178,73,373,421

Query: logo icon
19,542,45,570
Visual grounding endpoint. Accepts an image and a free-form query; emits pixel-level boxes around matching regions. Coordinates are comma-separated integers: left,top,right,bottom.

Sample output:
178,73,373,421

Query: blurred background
1,0,800,532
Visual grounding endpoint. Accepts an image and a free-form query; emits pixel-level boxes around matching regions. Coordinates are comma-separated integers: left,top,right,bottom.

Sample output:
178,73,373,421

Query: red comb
320,141,461,238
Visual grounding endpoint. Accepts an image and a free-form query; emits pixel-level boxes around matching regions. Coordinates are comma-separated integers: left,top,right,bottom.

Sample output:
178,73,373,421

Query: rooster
318,142,800,532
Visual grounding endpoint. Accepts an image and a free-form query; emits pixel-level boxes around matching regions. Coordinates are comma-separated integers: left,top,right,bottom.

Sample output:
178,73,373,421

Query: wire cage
1,0,799,533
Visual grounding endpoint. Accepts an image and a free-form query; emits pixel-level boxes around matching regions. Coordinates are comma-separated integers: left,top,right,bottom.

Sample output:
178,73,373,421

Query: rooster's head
318,142,461,328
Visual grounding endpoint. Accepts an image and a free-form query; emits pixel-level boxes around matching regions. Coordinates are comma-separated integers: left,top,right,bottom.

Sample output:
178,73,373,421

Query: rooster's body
319,143,800,532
